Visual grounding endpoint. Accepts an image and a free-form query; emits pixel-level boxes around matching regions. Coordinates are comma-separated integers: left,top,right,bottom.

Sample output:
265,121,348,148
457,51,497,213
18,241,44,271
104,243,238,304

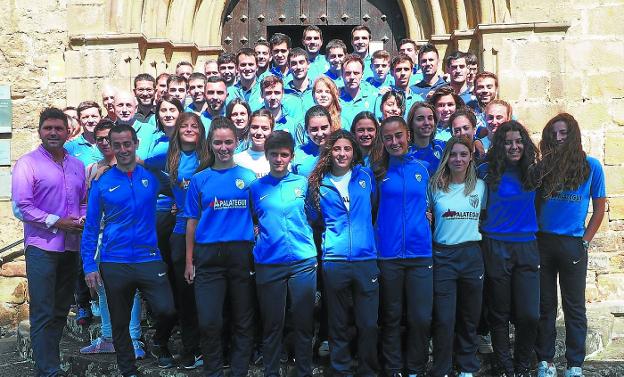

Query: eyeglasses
95,137,109,144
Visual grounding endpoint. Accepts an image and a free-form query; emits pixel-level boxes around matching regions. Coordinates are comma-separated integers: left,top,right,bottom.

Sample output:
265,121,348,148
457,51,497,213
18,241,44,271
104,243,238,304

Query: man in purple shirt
12,107,87,377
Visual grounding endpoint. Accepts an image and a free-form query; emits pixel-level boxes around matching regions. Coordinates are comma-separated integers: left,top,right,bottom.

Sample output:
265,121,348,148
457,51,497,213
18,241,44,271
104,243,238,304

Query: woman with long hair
234,109,274,177
350,111,380,167
313,75,342,130
143,111,209,368
449,109,485,160
250,130,318,377
143,94,185,364
183,117,257,377
428,86,466,142
307,130,379,377
226,98,252,152
428,137,487,377
407,101,446,175
478,120,541,377
292,105,333,177
534,113,606,377
371,116,433,377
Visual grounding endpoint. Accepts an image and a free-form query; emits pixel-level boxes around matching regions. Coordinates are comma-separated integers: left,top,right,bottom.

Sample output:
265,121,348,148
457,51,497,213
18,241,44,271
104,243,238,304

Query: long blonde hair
430,137,478,195
313,75,342,131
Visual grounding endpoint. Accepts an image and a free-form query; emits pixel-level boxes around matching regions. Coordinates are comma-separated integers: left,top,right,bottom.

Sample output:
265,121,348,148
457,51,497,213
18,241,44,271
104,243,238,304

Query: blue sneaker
76,307,93,326
133,340,146,360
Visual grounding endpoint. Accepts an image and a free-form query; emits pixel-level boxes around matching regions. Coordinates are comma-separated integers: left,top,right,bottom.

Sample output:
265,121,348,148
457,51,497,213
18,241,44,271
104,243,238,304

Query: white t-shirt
328,170,352,210
234,149,270,178
429,179,487,245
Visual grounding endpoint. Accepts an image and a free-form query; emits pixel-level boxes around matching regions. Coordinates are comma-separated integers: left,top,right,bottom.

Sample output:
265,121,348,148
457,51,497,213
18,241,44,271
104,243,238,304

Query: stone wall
0,0,623,326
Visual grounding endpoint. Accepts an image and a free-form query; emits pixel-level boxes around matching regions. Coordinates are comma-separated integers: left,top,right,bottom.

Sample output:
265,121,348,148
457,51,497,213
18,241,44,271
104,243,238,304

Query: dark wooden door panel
221,0,405,53
222,0,250,52
327,0,361,25
248,0,270,44
300,0,328,25
362,0,407,52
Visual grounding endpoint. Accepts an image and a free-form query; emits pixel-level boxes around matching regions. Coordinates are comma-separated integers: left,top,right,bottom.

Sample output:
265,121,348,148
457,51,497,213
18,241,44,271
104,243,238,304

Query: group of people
13,24,606,377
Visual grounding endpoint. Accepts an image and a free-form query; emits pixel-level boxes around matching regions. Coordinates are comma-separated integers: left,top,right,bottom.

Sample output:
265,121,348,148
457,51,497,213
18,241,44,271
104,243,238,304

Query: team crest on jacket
415,173,422,182
434,150,441,159
142,178,148,187
469,194,480,208
294,187,303,197
235,179,245,189
359,179,366,188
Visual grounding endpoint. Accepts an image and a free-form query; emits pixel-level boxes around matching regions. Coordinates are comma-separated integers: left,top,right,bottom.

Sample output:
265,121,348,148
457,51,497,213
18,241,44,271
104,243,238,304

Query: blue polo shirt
478,163,538,242
409,140,445,175
324,69,344,88
366,75,394,90
292,141,320,177
284,79,315,113
269,65,292,86
184,165,256,244
308,54,330,82
185,101,205,114
273,104,304,137
339,83,378,130
133,118,158,160
409,67,424,86
199,108,226,131
228,80,265,111
64,134,103,166
434,123,453,142
411,75,447,99
538,156,606,237
362,55,374,80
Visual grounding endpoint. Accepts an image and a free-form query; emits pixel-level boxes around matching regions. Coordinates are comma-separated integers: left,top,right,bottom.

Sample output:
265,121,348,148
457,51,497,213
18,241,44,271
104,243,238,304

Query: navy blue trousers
378,257,433,376
193,241,256,377
482,237,540,374
535,233,588,367
26,246,78,377
431,242,483,377
256,257,317,377
323,260,379,377
100,261,176,377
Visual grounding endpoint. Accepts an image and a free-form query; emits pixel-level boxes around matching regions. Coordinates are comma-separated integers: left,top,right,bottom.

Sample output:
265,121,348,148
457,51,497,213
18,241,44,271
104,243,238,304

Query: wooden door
221,0,407,54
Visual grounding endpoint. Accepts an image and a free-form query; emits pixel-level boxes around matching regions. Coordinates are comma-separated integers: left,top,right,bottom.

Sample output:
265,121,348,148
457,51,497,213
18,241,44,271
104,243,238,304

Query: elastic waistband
433,240,480,250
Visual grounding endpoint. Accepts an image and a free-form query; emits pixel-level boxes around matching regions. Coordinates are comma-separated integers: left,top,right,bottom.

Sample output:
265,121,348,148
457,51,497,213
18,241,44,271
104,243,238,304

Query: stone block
48,53,66,83
587,72,624,100
498,74,525,102
587,5,624,35
610,254,624,270
605,132,624,166
67,3,107,35
597,273,624,301
568,102,611,132
565,40,624,73
512,103,561,132
605,166,624,195
608,197,624,221
0,277,27,305
589,252,611,271
0,261,26,277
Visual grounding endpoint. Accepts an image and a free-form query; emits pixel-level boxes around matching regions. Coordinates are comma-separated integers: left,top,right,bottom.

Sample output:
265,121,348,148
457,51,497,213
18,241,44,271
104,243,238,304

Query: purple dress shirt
12,145,87,252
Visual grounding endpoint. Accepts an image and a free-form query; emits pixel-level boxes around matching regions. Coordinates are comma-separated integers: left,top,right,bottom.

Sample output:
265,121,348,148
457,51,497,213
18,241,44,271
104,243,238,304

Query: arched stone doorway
221,0,408,53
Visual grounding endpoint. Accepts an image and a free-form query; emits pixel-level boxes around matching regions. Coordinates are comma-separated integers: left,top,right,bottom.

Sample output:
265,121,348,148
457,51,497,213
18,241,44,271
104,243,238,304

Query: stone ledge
68,33,223,54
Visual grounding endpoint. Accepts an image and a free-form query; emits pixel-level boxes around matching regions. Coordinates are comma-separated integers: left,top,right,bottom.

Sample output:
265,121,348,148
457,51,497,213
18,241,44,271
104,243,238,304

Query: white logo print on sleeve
109,185,120,192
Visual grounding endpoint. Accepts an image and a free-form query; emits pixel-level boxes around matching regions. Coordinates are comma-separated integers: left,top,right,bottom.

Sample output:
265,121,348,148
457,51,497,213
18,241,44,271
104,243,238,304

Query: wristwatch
582,240,590,251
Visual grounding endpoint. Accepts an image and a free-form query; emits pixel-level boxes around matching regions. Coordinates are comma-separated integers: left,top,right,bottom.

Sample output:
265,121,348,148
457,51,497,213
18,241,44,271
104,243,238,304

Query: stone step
15,302,624,376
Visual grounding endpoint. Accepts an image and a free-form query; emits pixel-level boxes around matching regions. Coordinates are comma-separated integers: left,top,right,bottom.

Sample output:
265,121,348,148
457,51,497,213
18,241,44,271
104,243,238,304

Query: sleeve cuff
45,214,60,232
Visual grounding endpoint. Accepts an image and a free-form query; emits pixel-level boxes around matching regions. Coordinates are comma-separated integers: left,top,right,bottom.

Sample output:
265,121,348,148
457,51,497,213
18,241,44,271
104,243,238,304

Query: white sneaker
458,373,474,377
564,367,583,377
537,361,557,377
